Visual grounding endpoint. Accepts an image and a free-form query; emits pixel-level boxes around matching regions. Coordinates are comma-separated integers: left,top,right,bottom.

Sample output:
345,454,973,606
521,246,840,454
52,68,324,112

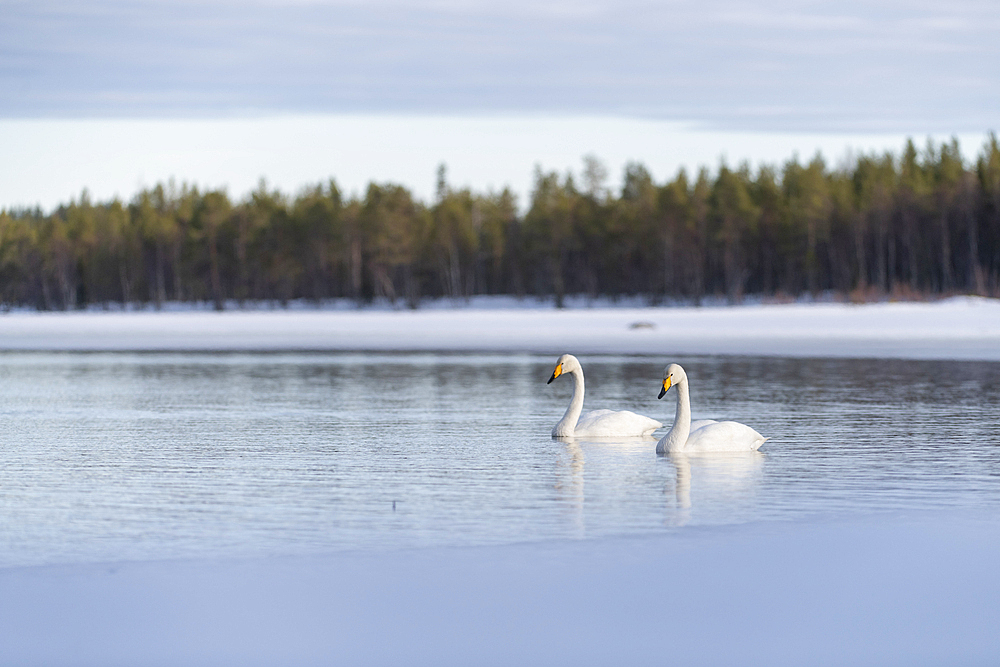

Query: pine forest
2,135,1000,310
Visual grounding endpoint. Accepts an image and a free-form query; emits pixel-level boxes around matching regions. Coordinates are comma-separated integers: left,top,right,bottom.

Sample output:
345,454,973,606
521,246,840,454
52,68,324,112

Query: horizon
1,115,995,214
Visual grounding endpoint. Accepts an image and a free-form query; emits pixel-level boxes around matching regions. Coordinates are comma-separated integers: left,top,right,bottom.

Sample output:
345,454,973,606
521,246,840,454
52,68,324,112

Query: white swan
547,354,662,438
656,363,767,453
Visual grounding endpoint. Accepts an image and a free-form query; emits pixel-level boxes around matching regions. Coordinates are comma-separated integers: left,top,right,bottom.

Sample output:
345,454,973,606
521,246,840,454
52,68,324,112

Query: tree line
1,135,999,311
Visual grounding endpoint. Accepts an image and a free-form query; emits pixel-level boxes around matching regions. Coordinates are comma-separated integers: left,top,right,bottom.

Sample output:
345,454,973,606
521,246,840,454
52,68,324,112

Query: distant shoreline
0,291,993,314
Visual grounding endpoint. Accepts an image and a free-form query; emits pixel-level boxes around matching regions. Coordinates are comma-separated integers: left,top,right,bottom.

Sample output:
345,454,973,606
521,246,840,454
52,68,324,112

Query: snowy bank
1,513,998,666
1,297,999,360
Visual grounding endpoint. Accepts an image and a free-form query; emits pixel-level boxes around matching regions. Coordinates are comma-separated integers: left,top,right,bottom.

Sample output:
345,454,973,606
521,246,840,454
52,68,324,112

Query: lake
1,352,998,568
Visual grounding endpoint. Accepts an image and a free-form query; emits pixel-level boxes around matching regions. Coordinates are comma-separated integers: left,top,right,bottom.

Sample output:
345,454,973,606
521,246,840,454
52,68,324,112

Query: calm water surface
1,352,998,567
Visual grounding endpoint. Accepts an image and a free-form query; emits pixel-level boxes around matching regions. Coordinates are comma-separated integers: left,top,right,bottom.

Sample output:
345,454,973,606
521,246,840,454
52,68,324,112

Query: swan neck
555,368,586,436
659,379,691,452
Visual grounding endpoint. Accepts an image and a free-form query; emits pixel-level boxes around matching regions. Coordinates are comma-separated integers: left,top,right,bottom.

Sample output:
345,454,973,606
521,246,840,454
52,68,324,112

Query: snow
1,297,999,360
1,512,998,666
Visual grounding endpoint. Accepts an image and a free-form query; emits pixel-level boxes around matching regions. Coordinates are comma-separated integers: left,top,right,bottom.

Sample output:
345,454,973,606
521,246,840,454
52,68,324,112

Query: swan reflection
665,451,765,524
554,436,658,535
554,439,586,535
553,438,765,532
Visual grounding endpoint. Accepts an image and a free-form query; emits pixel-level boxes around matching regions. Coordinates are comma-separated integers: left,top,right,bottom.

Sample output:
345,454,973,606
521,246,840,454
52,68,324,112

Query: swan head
547,354,581,384
658,363,687,399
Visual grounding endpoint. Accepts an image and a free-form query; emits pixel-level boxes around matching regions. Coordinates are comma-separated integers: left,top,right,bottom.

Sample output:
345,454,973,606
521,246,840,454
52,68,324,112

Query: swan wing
575,409,663,437
690,419,718,433
684,421,767,452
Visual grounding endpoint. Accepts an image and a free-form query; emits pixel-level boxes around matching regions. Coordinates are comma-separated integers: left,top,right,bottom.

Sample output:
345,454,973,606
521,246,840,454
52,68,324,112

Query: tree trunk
154,239,166,309
350,239,362,301
939,211,952,292
208,226,223,311
552,249,565,309
965,180,984,294
172,239,184,302
854,213,867,290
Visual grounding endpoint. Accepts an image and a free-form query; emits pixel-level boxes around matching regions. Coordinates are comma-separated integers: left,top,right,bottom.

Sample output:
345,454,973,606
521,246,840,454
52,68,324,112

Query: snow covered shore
1,296,998,360
2,513,998,666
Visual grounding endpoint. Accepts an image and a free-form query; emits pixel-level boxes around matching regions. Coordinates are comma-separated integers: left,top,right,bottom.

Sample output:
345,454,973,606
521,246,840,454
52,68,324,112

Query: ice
1,513,997,666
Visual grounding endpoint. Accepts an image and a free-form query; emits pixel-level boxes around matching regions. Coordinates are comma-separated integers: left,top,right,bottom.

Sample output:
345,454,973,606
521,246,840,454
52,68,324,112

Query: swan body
689,419,718,432
548,354,662,438
656,363,767,454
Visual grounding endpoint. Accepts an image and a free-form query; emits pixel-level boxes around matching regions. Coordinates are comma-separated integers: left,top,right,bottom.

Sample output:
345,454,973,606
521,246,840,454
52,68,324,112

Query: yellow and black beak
547,363,563,384
658,377,672,399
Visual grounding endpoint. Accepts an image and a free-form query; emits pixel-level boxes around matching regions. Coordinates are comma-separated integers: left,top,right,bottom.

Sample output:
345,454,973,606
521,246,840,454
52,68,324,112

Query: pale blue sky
1,0,998,210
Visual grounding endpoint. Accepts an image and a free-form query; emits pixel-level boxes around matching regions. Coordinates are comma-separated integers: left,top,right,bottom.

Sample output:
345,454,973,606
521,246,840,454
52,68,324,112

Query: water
1,352,998,568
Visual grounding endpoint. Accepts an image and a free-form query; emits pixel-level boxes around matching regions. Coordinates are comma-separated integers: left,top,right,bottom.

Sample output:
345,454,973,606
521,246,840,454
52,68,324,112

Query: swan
656,363,767,454
547,354,662,438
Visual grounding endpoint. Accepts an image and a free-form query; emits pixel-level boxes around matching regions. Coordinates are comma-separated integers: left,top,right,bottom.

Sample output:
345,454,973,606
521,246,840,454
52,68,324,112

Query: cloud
1,0,997,131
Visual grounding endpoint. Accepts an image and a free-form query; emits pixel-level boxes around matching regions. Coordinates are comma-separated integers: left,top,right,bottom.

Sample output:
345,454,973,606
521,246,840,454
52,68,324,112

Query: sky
1,0,998,210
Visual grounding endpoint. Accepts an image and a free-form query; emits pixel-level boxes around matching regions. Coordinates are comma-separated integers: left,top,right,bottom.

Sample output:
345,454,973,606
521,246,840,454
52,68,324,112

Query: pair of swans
547,354,767,453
